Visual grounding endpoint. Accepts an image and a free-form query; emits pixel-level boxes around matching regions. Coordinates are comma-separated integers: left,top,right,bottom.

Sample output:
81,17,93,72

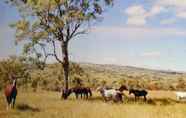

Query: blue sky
1,0,186,71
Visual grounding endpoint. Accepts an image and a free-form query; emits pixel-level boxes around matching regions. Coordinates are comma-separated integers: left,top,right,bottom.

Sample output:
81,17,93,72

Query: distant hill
79,63,185,79
1,57,186,91
78,63,186,90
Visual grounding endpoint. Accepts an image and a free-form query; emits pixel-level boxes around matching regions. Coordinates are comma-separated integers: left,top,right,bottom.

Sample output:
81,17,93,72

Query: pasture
1,90,186,118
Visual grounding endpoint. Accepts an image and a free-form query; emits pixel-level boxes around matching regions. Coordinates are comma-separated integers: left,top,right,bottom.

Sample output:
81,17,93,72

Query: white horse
175,92,186,100
97,87,124,102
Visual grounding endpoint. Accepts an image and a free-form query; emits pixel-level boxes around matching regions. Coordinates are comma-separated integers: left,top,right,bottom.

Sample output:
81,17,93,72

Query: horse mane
118,85,128,92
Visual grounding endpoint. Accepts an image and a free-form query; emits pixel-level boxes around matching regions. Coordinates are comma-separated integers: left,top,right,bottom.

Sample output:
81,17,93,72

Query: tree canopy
9,0,113,63
7,0,114,96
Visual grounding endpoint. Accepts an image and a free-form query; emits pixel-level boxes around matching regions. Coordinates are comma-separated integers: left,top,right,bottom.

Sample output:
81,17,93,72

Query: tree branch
69,23,81,38
71,29,87,38
52,40,63,64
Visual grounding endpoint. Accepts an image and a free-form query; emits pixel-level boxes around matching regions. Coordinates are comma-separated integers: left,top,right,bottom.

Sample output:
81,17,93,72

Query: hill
80,63,184,76
1,57,186,91
78,63,186,90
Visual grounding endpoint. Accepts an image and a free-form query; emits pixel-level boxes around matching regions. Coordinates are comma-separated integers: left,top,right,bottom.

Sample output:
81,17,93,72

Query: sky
1,0,186,71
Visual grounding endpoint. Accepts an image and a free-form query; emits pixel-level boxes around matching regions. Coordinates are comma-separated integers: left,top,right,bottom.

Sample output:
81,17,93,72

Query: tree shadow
16,104,40,112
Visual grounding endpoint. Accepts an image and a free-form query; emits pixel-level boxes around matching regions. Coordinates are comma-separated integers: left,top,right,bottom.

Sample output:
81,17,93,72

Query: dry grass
1,90,186,118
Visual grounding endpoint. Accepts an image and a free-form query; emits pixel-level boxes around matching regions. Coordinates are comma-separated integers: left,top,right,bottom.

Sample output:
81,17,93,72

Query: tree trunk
61,42,69,98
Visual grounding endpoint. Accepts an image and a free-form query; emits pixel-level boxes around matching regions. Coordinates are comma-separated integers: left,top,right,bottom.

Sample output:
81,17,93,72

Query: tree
8,0,113,98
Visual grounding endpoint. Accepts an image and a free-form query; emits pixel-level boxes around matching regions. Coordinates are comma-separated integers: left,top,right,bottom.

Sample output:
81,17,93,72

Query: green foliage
7,0,114,91
0,56,31,90
29,63,88,91
8,0,113,64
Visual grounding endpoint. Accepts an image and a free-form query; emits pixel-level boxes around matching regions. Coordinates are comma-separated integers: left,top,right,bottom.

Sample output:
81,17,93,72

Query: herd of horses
5,78,186,110
4,78,149,109
62,85,148,103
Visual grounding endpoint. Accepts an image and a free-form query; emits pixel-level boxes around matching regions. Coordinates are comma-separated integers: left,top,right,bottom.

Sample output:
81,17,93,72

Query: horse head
62,89,72,99
118,85,128,92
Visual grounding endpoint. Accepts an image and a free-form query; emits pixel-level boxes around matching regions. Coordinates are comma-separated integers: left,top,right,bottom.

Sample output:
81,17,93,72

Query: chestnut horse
4,79,17,109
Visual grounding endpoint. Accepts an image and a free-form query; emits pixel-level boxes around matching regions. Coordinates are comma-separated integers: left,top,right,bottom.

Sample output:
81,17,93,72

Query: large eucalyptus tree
8,0,113,98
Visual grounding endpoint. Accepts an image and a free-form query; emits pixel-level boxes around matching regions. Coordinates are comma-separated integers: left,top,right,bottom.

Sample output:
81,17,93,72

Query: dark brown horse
4,79,17,109
117,85,128,92
129,88,148,101
62,86,92,99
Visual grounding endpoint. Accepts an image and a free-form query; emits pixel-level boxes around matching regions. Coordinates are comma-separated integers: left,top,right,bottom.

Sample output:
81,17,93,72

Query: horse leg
82,93,84,99
144,95,147,101
6,96,11,110
134,96,136,101
75,93,78,99
81,93,83,99
119,95,123,103
89,90,92,97
85,92,88,99
103,96,107,102
12,98,15,108
83,93,85,99
86,93,88,99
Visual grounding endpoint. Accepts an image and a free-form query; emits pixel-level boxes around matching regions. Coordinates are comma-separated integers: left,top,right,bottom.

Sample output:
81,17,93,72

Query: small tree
8,0,113,98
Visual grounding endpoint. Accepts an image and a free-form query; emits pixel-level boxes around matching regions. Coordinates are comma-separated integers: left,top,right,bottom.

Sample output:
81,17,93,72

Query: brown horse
4,79,17,109
62,86,92,99
117,85,128,92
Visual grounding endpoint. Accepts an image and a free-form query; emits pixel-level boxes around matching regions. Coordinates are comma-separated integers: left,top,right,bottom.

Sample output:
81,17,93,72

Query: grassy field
1,90,186,118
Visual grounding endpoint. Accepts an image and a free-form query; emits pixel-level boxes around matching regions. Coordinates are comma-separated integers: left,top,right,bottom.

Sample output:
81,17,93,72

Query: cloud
148,5,167,16
124,0,186,26
176,11,186,18
160,18,177,25
156,0,186,19
125,5,148,26
157,0,186,8
126,16,147,26
91,26,186,40
124,4,167,26
125,5,146,16
140,51,161,58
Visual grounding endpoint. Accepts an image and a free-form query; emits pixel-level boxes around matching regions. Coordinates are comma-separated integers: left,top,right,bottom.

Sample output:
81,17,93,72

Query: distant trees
29,62,87,91
7,0,114,97
0,56,31,90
